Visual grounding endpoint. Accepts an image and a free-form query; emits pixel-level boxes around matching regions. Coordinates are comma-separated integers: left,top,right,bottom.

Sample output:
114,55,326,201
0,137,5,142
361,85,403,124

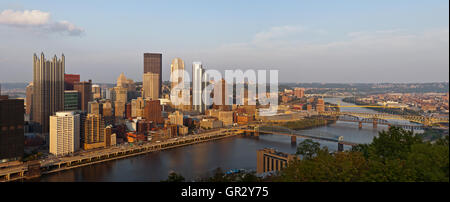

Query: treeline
276,127,449,182
282,117,334,130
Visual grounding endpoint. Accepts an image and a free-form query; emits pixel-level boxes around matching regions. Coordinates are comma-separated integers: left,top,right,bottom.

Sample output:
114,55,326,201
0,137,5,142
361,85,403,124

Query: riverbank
342,97,421,116
281,117,336,130
1,130,239,182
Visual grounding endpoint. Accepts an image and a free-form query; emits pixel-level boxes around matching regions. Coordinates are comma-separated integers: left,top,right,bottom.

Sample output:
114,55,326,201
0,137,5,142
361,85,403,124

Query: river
36,97,403,182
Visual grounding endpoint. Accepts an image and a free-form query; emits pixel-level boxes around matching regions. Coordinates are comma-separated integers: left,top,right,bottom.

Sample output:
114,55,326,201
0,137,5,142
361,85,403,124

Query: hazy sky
0,0,448,83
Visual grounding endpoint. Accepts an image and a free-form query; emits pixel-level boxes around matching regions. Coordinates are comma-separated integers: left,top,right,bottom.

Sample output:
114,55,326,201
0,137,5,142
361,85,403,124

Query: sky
0,0,448,83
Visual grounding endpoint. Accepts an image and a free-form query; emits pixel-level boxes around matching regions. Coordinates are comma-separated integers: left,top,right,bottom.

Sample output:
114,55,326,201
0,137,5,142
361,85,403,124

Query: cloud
0,9,84,36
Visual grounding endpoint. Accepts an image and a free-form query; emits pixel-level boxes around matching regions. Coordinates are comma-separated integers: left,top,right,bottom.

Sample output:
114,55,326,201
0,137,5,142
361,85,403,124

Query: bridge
237,125,358,146
319,111,449,127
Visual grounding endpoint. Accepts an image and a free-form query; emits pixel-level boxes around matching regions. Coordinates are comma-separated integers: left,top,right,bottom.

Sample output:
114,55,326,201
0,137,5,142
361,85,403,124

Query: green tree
296,139,321,159
162,172,185,182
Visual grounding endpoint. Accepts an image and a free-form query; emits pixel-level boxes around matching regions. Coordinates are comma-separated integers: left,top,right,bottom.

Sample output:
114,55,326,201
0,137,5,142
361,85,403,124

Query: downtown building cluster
5,52,258,161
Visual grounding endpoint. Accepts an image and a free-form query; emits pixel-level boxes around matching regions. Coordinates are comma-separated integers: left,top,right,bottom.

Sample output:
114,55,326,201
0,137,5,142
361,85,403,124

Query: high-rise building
0,96,24,162
144,53,162,97
111,86,127,103
92,85,102,99
64,74,80,90
192,62,207,113
49,111,80,156
64,90,80,111
83,114,106,150
114,101,125,118
25,82,33,115
143,99,163,124
88,101,103,115
131,97,145,118
74,80,93,112
213,79,230,111
170,57,185,90
143,72,159,100
32,53,65,134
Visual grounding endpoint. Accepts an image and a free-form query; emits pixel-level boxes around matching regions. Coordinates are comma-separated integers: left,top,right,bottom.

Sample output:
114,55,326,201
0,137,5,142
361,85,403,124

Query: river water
37,97,399,182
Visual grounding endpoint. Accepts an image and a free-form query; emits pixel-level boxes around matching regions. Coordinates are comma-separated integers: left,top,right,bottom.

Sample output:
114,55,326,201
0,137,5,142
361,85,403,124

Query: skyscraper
49,111,80,156
170,57,185,90
32,53,65,134
83,114,106,150
192,62,206,113
74,80,93,112
25,82,33,115
143,72,159,100
0,96,24,162
144,53,162,97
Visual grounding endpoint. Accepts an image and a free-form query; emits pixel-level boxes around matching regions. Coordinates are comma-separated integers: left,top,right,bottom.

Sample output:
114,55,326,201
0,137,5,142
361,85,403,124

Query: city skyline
0,0,448,83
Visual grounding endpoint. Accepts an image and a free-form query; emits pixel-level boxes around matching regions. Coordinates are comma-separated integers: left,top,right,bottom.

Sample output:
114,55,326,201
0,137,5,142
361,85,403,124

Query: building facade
256,148,297,174
49,111,80,156
74,80,93,112
144,53,162,97
0,96,24,162
32,53,65,134
143,72,159,100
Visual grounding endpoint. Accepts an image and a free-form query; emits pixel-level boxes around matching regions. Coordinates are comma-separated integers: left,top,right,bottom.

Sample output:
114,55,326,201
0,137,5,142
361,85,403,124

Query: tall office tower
125,103,132,119
0,96,24,162
74,80,93,112
102,100,113,125
144,53,162,97
32,53,65,134
170,58,185,90
64,74,80,90
294,88,305,98
213,79,230,111
49,111,80,156
143,72,159,100
192,62,206,113
92,85,102,99
83,114,106,150
111,86,127,103
64,90,80,111
25,82,33,115
131,97,145,118
88,101,103,115
143,99,163,124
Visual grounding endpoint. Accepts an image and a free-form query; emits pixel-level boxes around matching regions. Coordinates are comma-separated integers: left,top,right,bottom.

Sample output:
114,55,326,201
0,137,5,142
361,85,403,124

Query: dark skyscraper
0,95,24,162
144,53,162,97
74,80,93,112
32,53,65,134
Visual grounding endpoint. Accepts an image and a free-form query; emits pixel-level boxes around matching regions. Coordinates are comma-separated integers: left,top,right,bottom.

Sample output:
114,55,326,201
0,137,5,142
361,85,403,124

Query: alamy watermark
170,68,279,116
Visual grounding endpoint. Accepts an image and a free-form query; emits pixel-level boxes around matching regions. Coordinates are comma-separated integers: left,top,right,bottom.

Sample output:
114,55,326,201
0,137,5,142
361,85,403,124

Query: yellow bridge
319,111,449,126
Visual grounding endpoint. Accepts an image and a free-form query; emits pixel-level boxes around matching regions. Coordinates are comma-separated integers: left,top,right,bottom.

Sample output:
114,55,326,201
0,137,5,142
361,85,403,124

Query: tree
296,139,321,159
162,172,185,182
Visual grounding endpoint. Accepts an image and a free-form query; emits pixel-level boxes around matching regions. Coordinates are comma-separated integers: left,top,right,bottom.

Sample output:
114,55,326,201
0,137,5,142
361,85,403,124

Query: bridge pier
373,119,378,129
291,136,297,144
358,121,362,129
